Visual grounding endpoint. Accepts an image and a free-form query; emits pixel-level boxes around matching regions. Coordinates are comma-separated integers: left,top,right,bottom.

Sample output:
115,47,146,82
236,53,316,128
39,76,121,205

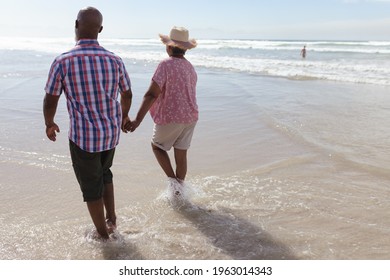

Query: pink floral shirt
150,57,198,125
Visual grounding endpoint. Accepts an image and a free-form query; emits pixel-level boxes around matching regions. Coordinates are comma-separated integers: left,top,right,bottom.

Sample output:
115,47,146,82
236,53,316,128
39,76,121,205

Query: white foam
1,37,389,85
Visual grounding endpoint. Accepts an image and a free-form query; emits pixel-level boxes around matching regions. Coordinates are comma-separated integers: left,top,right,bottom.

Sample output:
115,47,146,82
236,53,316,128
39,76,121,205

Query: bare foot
106,219,117,234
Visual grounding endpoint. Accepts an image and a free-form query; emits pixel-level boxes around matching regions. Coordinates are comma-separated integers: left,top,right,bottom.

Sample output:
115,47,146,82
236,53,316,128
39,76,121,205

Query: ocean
3,37,390,85
0,37,389,260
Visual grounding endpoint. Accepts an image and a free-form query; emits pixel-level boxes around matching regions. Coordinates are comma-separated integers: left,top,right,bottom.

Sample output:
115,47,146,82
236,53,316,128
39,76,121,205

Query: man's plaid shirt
45,39,131,152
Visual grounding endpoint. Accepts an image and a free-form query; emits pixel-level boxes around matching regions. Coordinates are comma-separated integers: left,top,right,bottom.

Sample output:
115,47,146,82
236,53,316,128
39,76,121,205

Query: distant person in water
43,7,133,240
126,26,198,196
301,45,307,58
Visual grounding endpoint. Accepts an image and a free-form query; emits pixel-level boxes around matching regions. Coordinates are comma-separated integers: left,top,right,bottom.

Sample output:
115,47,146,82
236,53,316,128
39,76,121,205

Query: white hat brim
159,34,197,50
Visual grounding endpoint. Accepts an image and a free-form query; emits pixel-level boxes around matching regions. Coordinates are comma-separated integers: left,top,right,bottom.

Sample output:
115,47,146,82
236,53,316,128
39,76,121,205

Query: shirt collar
76,39,99,46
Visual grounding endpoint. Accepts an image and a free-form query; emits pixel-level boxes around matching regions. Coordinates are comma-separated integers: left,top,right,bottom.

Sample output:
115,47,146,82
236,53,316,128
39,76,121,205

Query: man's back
45,39,131,152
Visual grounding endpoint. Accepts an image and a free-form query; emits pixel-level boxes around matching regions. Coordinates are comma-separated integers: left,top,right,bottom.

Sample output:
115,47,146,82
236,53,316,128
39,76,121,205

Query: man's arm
120,88,133,133
43,93,61,141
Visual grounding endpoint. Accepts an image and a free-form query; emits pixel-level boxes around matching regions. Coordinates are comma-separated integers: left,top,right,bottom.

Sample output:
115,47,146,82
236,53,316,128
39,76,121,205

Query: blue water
1,37,390,85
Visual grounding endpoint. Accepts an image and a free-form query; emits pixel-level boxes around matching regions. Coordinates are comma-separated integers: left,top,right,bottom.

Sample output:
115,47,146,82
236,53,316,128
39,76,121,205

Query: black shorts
69,140,115,202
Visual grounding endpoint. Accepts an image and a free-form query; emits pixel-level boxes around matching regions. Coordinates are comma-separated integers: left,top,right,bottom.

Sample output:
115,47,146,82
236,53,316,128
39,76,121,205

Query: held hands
121,116,141,133
129,119,141,132
122,116,131,133
46,123,60,142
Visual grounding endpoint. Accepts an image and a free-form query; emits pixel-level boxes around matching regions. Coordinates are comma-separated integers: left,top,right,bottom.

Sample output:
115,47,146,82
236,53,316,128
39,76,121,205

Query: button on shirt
45,39,131,152
150,57,198,125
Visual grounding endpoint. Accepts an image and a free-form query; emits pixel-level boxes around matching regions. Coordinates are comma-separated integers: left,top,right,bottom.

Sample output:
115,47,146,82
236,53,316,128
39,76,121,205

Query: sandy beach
1,37,390,260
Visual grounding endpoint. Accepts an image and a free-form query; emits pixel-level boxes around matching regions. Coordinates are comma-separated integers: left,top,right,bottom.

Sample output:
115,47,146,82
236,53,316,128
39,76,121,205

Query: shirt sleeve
44,59,63,96
152,61,167,90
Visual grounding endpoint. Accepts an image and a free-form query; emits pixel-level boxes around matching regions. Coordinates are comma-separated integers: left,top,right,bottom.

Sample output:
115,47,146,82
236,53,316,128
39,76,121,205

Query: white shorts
152,122,197,151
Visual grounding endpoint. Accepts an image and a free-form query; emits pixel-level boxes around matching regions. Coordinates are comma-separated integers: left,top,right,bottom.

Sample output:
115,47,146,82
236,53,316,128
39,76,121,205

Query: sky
0,0,389,40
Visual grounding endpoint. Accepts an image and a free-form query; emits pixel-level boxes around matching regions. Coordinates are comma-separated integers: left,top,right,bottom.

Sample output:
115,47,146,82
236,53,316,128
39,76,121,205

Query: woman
128,26,198,196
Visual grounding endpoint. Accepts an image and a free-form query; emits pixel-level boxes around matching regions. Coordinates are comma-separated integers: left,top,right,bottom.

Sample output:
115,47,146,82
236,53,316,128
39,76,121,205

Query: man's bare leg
103,182,116,233
87,199,109,239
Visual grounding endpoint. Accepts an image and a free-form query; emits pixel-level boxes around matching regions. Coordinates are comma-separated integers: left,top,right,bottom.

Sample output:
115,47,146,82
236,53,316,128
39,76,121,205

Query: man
43,7,132,240
127,27,198,197
301,45,306,58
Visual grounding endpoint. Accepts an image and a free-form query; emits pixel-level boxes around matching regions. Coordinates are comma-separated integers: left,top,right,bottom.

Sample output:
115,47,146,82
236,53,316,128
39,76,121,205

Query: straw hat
159,26,197,50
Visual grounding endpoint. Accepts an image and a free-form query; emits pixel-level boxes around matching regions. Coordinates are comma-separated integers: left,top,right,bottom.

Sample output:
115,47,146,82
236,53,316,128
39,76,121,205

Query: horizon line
0,35,389,42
